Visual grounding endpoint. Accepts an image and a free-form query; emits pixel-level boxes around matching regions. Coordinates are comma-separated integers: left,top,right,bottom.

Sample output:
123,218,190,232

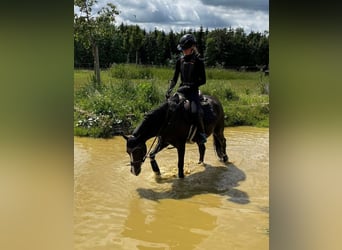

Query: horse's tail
213,133,228,162
211,96,229,162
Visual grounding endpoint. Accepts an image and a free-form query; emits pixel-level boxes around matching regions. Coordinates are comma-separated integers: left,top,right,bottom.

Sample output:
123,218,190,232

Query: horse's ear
121,133,130,141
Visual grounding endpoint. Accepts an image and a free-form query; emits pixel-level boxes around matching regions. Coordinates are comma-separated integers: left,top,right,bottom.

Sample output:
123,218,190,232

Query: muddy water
74,127,269,250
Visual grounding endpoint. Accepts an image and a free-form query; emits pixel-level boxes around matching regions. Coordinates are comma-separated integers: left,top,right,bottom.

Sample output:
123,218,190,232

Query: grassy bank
74,64,269,138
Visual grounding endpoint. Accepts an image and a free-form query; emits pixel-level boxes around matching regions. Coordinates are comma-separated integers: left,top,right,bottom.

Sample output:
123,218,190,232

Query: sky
77,0,269,34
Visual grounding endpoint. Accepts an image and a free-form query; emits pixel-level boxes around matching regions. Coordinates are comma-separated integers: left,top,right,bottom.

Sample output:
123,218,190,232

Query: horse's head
122,134,147,176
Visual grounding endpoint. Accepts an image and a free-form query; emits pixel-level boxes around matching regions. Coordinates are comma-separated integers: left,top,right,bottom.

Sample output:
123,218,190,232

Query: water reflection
74,127,269,250
121,197,218,250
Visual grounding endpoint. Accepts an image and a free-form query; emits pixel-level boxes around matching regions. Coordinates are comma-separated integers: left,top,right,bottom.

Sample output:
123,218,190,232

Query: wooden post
94,44,101,85
136,50,138,65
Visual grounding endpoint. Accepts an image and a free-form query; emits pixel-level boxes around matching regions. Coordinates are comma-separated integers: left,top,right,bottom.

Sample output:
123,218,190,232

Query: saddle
167,86,208,112
167,87,209,143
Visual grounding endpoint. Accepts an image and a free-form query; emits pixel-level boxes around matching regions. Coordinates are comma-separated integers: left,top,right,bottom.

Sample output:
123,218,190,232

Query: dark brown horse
123,90,228,178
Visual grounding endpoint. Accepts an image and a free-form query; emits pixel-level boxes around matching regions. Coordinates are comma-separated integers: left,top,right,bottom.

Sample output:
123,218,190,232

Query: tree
130,25,144,64
205,29,226,67
74,0,119,85
195,26,206,56
74,20,269,70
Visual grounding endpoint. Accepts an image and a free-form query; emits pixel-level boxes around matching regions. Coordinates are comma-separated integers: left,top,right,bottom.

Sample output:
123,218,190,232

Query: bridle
128,136,158,166
128,146,145,166
128,103,170,167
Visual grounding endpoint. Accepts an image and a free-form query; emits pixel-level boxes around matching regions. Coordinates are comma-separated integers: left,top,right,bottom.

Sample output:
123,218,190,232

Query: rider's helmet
177,34,196,51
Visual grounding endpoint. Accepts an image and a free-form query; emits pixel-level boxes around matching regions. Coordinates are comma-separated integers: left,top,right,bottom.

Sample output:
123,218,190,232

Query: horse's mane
133,101,169,138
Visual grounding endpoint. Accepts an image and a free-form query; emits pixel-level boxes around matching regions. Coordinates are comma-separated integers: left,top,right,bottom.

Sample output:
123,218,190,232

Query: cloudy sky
81,0,269,33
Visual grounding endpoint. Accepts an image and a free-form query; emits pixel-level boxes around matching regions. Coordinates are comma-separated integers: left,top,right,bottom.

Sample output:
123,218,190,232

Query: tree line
74,5,269,71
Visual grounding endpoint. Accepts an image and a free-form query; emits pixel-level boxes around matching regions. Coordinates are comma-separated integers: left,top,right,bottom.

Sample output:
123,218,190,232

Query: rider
166,33,207,144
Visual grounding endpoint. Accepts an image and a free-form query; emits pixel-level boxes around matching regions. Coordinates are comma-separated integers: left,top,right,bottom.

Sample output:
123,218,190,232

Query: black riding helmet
177,34,196,51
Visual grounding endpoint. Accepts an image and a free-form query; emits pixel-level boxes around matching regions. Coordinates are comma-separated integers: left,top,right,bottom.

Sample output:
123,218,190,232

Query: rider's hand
165,89,172,99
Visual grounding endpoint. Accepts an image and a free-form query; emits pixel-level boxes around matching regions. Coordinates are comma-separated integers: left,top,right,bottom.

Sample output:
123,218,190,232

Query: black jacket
171,53,206,90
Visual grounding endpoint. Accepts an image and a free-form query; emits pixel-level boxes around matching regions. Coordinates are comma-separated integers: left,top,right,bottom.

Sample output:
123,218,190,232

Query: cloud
199,0,269,12
86,0,269,33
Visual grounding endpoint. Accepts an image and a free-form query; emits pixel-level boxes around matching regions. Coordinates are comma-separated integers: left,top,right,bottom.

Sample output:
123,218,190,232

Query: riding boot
197,112,207,144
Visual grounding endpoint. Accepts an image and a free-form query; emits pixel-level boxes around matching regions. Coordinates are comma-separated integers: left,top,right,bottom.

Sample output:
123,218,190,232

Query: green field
74,64,269,137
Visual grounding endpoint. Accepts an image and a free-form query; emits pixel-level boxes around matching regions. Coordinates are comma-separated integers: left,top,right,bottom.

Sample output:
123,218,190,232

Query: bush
74,67,269,138
223,102,269,127
110,64,154,79
74,77,164,137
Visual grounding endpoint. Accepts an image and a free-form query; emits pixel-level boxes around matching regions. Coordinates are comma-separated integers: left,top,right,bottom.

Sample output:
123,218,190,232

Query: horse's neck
133,102,168,141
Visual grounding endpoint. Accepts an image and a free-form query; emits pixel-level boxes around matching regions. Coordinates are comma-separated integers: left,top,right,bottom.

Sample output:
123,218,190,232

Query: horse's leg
197,142,206,164
149,137,169,176
177,144,186,178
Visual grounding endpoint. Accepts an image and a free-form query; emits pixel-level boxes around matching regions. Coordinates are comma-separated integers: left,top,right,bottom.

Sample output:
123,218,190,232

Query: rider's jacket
171,53,206,90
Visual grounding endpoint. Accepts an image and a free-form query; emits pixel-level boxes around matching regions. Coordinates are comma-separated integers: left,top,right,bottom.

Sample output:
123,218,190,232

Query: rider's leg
191,101,207,144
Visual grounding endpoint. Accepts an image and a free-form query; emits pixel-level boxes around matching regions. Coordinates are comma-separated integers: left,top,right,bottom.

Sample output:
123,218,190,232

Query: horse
122,88,229,178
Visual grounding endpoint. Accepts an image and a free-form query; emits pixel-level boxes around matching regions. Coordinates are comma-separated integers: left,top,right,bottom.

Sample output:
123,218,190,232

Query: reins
142,136,158,162
141,100,172,163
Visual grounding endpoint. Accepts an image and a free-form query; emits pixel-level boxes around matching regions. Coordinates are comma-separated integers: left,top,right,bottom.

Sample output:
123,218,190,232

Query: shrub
110,64,154,79
74,77,165,137
74,67,269,137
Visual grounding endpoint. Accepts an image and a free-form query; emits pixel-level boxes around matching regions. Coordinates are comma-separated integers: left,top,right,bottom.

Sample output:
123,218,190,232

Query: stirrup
199,133,207,144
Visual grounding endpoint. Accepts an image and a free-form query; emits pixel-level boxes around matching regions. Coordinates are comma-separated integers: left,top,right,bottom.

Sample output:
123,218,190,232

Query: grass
74,64,269,137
